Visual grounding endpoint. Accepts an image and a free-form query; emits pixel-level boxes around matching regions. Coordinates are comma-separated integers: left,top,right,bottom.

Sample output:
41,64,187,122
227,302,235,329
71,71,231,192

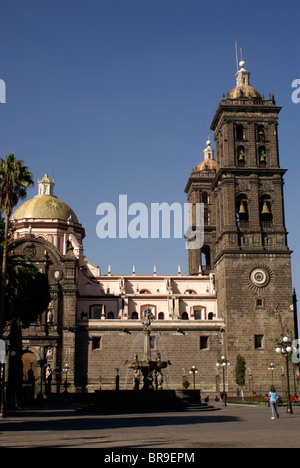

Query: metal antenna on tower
235,41,239,71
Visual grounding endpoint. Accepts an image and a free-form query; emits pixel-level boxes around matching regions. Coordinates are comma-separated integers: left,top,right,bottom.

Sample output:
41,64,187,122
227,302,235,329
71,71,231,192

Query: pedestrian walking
269,386,279,420
292,394,299,407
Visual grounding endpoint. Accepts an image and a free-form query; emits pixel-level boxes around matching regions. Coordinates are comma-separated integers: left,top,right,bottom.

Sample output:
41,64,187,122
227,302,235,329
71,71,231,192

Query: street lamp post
276,336,293,414
216,356,231,407
63,364,70,393
189,366,198,390
268,363,276,384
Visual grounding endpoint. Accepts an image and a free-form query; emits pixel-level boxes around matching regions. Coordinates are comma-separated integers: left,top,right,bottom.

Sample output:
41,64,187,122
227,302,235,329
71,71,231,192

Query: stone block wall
75,324,224,393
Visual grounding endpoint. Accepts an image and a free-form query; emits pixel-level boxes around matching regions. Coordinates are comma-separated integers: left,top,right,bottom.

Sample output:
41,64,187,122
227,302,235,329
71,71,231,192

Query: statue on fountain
127,309,170,390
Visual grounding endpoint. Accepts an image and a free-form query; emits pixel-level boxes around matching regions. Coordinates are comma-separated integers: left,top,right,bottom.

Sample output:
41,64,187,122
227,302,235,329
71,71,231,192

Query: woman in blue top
269,386,279,419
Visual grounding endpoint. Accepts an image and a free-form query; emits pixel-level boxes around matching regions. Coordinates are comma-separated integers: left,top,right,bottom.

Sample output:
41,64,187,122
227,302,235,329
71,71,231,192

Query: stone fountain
86,309,217,413
128,309,170,390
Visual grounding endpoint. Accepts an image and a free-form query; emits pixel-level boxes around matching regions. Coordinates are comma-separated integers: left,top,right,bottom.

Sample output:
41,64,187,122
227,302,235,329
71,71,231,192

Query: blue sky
0,0,299,310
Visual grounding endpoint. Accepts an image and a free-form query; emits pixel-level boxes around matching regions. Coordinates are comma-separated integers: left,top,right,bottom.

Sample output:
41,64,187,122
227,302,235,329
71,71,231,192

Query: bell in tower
260,199,273,223
236,197,249,224
239,201,247,215
185,137,216,275
261,201,271,215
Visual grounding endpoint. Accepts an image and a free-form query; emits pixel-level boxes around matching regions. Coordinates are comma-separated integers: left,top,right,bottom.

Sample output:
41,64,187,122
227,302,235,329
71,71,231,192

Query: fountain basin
128,357,169,391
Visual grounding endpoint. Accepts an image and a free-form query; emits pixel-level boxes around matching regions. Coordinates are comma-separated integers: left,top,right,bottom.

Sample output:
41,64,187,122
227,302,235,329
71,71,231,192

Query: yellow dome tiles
197,159,217,172
13,195,79,223
229,84,262,100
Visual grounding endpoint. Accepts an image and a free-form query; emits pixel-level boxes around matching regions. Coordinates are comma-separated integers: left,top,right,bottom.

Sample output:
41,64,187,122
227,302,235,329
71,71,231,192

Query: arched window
204,207,209,226
258,146,267,166
201,246,211,270
182,312,189,320
158,312,165,320
208,312,214,321
237,145,246,166
132,312,139,320
202,192,208,204
140,289,151,294
236,124,244,141
257,125,265,142
184,289,197,295
107,312,114,320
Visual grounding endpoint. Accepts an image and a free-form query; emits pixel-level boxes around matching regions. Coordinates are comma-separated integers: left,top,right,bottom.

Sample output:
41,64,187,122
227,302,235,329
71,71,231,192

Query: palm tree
0,154,34,337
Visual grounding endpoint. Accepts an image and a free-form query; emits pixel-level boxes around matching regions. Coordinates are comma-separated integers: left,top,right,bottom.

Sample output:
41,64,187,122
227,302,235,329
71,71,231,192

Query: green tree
1,198,50,404
6,259,50,404
235,354,246,399
6,262,50,327
0,154,34,337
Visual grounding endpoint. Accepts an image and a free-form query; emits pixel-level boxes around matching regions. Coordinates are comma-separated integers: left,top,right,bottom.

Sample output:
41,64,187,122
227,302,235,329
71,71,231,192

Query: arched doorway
22,351,37,399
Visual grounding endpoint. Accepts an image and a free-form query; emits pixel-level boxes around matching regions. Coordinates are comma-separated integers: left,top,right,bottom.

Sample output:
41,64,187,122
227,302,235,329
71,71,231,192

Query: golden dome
196,159,217,172
13,174,79,223
229,84,262,100
13,195,79,223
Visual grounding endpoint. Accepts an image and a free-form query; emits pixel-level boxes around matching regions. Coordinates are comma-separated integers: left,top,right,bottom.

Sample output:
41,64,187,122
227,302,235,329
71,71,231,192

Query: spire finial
240,47,244,62
239,47,246,69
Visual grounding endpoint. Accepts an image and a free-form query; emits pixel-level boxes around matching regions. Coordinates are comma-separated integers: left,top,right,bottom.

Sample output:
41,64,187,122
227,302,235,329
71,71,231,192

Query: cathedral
9,58,296,396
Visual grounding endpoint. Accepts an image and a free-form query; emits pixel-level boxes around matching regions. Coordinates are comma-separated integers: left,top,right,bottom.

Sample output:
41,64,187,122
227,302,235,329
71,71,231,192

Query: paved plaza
0,403,299,449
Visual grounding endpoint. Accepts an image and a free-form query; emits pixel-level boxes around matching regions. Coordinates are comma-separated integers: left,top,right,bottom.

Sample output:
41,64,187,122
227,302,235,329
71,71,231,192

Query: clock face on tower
244,264,274,292
250,268,269,288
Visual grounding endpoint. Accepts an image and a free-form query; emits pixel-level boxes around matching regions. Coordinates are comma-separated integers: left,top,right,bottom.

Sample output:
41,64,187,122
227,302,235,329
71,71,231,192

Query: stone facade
10,235,78,393
186,59,295,394
75,273,221,392
9,59,297,397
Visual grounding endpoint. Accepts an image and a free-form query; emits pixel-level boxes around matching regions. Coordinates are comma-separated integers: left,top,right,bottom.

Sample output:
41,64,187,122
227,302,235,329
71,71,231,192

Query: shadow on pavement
0,409,240,433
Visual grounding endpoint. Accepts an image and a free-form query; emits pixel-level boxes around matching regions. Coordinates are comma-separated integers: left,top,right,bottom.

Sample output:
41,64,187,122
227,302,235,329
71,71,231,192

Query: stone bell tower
185,138,217,275
187,57,294,391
